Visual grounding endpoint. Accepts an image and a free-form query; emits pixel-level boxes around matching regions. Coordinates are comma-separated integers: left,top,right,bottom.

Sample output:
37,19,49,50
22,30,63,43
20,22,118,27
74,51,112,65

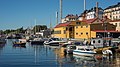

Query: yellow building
53,18,117,39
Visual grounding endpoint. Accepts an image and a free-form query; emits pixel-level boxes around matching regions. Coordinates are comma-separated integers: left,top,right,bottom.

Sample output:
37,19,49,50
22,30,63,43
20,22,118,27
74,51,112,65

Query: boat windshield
51,38,61,41
67,46,76,49
86,49,92,51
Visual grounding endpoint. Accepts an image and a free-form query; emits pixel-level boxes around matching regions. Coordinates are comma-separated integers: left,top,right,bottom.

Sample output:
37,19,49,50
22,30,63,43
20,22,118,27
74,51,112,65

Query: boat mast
35,19,37,35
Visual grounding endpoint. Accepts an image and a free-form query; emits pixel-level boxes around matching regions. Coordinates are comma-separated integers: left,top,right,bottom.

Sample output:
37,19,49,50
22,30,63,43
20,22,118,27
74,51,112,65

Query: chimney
84,0,86,11
96,2,98,18
60,0,62,23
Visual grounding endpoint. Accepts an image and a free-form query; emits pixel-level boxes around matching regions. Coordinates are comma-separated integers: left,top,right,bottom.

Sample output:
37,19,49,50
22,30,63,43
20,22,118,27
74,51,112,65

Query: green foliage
33,25,47,32
1,25,48,34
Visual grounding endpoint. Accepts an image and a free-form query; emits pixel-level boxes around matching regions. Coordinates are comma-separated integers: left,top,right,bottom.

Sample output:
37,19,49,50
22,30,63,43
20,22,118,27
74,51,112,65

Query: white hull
44,41,65,46
73,50,96,56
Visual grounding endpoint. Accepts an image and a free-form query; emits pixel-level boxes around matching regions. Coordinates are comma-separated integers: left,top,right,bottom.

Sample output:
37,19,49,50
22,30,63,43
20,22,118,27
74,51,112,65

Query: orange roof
82,17,111,24
54,22,71,28
83,18,98,24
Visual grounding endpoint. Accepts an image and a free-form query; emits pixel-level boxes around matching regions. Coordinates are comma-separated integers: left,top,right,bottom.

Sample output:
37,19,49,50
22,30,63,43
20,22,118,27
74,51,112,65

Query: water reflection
0,39,120,67
13,44,26,48
0,43,5,55
31,45,44,64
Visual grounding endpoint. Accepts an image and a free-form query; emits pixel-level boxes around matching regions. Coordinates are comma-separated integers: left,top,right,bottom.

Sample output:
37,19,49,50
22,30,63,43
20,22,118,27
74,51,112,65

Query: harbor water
0,39,120,67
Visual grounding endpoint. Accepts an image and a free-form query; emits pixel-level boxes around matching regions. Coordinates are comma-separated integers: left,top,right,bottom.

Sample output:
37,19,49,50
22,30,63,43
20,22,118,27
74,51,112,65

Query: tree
33,25,47,33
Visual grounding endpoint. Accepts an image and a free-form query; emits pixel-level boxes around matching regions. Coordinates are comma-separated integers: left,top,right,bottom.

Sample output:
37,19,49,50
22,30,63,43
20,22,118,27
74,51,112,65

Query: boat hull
31,41,44,45
73,50,96,56
44,41,60,46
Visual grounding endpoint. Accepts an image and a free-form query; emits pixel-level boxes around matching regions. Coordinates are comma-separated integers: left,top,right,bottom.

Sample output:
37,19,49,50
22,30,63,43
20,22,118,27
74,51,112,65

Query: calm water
0,39,120,67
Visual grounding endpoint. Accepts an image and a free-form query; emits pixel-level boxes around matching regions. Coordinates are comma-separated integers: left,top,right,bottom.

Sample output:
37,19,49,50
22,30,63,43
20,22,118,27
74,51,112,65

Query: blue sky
0,0,119,30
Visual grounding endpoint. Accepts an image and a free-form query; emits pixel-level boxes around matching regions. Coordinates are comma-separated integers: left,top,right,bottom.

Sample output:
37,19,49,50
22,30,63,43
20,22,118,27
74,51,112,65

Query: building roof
82,18,98,24
54,17,112,28
110,19,120,22
54,22,71,28
65,14,79,18
104,2,120,10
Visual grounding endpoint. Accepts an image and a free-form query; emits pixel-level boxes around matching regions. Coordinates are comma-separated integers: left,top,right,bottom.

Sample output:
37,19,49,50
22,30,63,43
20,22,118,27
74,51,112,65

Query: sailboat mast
35,19,37,34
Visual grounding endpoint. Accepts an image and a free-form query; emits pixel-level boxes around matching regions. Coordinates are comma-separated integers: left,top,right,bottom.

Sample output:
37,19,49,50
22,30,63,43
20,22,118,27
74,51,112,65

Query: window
64,30,66,34
76,33,78,35
81,26,83,28
86,32,88,35
113,16,115,20
98,40,101,43
76,26,78,29
116,16,118,19
93,40,95,43
54,30,61,34
76,22,81,25
81,32,83,35
115,23,117,26
86,25,88,28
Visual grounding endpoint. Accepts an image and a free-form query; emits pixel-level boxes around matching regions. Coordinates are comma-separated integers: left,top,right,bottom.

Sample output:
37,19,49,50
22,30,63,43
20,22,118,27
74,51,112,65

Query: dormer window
76,22,81,25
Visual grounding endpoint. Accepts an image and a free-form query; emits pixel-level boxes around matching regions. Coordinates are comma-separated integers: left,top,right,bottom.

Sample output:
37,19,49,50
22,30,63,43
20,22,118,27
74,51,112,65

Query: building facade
109,20,120,31
78,7,104,21
104,2,120,20
61,14,78,23
53,18,117,39
104,2,120,31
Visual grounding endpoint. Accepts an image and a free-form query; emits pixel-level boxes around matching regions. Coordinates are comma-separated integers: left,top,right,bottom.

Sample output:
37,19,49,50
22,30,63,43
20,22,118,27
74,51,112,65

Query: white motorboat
102,50,113,55
73,46,96,56
31,38,44,45
44,38,66,46
64,45,76,54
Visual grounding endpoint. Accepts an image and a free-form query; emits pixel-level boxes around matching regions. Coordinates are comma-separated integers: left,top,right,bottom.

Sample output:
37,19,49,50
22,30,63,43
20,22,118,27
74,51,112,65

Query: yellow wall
53,27,67,38
75,25,91,39
91,31,96,38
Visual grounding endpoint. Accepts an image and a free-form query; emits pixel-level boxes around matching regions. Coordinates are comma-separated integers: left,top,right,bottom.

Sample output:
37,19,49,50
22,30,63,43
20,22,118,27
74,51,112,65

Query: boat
0,38,6,44
44,38,66,46
61,41,73,47
64,45,76,54
13,39,26,46
73,46,96,56
31,38,44,45
102,49,113,55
